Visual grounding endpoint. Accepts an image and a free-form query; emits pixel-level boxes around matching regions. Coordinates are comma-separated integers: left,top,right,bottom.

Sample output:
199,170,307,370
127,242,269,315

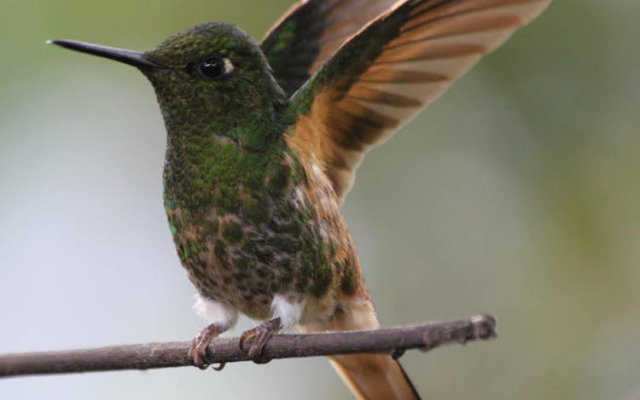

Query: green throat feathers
141,23,292,214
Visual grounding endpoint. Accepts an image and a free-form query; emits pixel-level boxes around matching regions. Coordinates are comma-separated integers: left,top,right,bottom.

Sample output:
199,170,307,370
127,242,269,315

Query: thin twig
0,314,496,378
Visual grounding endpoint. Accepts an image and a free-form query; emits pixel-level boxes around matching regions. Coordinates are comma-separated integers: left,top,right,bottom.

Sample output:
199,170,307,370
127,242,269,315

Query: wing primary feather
387,14,524,51
339,100,400,129
345,90,422,107
285,0,552,203
375,43,487,64
404,2,526,33
357,69,450,83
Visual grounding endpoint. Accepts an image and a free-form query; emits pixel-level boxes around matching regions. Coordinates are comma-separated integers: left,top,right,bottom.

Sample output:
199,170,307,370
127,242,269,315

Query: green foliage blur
1,0,639,399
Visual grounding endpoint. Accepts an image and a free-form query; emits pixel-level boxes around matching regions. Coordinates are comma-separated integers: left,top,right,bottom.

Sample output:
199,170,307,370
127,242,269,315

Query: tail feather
300,299,420,400
329,354,420,400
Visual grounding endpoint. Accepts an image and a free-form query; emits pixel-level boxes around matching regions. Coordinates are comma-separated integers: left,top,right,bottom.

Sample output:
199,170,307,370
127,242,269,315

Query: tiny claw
391,348,406,360
188,324,222,369
211,362,226,371
239,317,281,361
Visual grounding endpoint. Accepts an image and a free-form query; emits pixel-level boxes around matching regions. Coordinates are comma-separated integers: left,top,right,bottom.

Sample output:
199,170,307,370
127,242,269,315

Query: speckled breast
164,152,361,320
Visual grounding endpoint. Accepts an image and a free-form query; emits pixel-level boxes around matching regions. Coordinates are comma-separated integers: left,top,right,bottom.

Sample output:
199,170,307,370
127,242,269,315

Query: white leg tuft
194,294,238,331
271,294,306,331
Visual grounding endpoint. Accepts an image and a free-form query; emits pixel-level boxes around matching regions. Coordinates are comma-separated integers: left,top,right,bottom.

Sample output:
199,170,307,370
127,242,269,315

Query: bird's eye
195,56,233,80
199,57,223,78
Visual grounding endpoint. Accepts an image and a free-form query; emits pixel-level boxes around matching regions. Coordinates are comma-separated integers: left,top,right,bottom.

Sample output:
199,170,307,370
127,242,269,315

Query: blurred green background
1,0,639,399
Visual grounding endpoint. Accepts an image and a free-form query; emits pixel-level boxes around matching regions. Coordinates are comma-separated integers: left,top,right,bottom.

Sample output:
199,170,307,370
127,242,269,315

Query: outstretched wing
260,0,399,95
287,0,552,204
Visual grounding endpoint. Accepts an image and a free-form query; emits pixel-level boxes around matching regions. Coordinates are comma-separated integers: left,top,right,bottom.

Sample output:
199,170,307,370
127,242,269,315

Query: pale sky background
1,0,639,399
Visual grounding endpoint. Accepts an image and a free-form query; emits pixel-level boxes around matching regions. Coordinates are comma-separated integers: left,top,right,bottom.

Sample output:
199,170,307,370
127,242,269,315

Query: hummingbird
50,0,552,398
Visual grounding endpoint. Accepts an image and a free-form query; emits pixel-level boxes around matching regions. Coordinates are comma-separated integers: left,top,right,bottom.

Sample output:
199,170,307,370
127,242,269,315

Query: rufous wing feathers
287,0,553,204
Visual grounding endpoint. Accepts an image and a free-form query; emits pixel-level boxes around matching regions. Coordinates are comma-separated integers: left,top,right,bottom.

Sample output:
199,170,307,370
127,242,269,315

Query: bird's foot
188,323,225,370
239,317,282,362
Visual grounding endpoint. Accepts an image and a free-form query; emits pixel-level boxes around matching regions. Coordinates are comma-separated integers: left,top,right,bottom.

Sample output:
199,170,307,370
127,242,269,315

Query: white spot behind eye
223,58,234,74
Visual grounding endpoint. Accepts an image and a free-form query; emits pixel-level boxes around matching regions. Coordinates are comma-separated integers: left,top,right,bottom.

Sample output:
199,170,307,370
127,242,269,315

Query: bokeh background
1,0,639,399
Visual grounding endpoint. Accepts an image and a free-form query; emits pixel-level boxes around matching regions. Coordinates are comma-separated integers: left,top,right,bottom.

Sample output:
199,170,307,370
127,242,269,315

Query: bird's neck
156,77,293,215
162,122,289,215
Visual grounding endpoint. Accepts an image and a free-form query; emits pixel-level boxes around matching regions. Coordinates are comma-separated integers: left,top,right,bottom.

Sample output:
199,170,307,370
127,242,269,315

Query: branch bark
0,314,496,378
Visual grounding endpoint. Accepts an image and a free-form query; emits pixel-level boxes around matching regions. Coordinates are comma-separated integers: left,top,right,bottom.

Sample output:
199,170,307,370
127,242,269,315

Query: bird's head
50,22,287,151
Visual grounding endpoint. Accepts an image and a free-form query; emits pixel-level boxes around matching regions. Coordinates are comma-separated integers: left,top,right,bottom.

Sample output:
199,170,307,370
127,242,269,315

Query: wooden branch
0,314,496,378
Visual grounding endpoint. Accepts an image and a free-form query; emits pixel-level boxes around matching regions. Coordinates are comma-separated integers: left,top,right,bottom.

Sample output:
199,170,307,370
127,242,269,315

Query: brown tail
300,299,421,400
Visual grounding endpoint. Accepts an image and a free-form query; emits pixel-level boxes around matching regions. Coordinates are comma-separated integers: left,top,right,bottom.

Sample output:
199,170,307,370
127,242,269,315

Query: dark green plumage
134,23,361,319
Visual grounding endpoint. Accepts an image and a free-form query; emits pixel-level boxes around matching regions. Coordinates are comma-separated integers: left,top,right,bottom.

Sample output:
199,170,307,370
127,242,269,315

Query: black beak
47,39,162,69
